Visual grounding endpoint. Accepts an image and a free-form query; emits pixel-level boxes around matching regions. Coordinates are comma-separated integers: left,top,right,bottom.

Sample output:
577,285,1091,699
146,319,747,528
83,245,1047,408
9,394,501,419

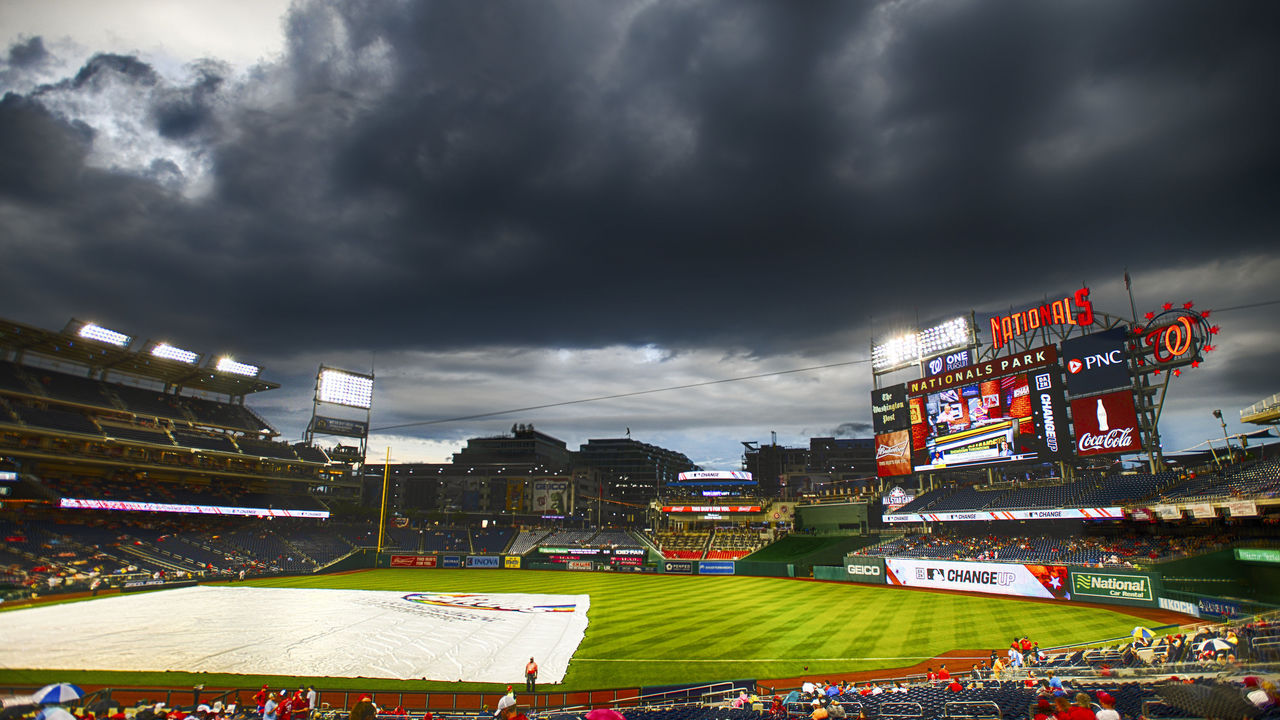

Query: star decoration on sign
1162,302,1173,311
1183,301,1194,310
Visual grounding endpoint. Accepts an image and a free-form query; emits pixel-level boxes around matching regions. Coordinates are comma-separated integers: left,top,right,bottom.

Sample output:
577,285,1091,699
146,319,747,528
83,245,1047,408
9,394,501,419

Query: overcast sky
1,0,1277,468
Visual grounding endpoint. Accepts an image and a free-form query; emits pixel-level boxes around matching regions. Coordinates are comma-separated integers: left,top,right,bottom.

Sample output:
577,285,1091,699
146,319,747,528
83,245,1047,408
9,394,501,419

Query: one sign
875,430,912,478
504,556,522,569
1060,328,1131,397
925,349,973,377
884,558,1069,599
1070,390,1142,456
1070,571,1154,603
1235,548,1280,564
871,384,910,433
989,288,1094,350
390,555,438,568
310,416,369,438
843,555,887,584
908,345,1058,396
663,560,693,574
698,561,735,575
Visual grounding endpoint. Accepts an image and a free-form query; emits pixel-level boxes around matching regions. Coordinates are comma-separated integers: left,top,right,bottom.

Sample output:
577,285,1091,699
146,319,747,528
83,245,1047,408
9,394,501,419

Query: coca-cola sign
1070,390,1142,456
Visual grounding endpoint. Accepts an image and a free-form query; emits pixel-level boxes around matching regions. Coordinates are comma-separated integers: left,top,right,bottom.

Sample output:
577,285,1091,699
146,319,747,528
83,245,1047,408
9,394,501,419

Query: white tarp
0,586,590,683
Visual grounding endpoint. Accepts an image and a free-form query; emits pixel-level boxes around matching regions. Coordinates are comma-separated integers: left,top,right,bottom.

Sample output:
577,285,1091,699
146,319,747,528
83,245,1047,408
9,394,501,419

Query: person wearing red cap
1032,697,1053,720
1095,692,1118,720
349,696,376,720
254,686,269,716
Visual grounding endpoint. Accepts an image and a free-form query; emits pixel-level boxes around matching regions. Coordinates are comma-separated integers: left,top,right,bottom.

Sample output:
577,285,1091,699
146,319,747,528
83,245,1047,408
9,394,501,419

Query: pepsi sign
1060,328,1131,397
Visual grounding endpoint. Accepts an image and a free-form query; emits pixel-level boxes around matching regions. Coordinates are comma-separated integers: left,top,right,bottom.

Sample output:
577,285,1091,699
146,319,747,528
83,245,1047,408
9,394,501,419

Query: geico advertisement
843,556,886,584
884,558,1069,599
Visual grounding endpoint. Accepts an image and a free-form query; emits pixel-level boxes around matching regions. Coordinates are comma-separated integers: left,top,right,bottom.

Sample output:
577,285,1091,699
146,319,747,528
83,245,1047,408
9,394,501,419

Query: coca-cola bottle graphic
1096,398,1109,431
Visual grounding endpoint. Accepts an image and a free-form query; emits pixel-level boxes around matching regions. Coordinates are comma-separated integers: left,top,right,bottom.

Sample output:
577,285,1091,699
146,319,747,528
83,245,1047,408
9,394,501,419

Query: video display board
537,546,645,567
907,345,1066,471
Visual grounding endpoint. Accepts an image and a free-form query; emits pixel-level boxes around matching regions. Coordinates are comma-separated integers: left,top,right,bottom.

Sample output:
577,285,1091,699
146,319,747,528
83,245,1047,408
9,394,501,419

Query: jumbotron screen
908,345,1067,471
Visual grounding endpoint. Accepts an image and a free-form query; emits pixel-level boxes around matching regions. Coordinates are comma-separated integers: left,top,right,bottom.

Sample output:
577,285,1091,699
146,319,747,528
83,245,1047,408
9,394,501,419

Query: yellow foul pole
377,446,390,554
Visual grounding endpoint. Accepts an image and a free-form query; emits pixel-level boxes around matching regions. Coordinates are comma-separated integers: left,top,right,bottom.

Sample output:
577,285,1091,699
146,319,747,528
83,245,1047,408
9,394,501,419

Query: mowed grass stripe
0,569,1149,691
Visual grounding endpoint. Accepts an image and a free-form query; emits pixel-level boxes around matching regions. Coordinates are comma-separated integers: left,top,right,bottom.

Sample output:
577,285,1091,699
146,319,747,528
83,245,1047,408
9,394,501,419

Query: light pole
1212,409,1234,464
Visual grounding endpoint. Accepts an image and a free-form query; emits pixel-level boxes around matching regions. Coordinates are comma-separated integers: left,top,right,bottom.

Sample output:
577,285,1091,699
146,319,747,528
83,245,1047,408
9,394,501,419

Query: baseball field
0,569,1158,691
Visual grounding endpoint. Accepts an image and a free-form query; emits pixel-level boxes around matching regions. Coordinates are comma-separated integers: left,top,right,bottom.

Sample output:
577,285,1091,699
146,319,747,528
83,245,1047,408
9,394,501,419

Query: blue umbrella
33,684,84,705
1132,626,1154,641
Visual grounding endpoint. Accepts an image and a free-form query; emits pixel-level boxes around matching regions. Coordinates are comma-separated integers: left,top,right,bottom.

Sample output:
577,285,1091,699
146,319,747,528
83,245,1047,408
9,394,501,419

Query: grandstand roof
0,317,279,397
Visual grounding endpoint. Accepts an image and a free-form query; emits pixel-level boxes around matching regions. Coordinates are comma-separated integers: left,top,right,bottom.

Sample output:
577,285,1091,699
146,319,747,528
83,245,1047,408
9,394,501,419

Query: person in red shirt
1032,697,1053,720
254,686,269,715
1021,637,1034,654
946,680,963,693
277,691,293,720
938,665,951,682
1066,693,1096,720
926,667,938,686
292,690,308,720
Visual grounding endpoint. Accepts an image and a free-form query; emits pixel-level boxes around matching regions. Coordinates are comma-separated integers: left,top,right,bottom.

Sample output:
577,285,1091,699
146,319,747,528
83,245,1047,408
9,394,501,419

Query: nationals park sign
906,346,1058,396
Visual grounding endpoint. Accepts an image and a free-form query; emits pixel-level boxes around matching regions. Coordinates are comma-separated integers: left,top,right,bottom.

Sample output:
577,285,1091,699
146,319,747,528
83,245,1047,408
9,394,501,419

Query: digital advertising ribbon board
885,558,1070,599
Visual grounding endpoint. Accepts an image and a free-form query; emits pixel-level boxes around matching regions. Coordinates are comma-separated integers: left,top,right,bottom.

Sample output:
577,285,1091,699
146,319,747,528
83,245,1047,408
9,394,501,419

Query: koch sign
1060,328,1131,397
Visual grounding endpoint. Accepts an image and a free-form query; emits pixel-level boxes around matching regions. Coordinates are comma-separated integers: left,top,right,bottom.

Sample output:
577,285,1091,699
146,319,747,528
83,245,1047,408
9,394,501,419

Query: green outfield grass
0,569,1148,691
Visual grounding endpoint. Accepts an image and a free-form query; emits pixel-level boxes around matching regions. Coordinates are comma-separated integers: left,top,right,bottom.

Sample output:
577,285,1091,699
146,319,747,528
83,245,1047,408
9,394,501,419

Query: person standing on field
525,657,538,693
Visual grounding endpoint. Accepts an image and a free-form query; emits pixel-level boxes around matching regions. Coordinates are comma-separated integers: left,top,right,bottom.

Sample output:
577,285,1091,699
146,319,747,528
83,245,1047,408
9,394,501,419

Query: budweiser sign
1070,390,1142,456
876,430,912,477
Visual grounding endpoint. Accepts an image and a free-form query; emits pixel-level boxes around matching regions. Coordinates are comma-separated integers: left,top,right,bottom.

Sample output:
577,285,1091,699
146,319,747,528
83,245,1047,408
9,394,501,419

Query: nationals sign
1070,390,1143,456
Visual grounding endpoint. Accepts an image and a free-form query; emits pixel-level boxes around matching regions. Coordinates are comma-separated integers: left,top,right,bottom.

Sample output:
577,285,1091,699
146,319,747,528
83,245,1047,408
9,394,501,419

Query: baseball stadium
1,298,1279,720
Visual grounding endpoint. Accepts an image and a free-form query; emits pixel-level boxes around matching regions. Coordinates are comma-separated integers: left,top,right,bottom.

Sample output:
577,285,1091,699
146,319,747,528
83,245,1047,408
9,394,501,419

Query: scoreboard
536,546,645,567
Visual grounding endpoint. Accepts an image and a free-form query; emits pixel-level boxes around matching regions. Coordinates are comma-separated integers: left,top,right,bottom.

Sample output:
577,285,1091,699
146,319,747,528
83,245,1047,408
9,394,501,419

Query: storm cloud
0,0,1276,462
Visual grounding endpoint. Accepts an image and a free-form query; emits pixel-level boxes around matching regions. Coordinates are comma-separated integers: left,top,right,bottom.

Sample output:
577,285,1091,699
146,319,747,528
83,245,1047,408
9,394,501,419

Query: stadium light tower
305,365,375,484
870,314,976,385
69,320,132,347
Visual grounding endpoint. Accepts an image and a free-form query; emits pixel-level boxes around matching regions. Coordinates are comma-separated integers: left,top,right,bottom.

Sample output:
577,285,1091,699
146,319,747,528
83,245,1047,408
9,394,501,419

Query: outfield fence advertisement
390,555,437,568
663,561,693,574
1067,569,1161,607
885,558,1070,599
843,555,887,584
466,555,500,568
698,561,735,575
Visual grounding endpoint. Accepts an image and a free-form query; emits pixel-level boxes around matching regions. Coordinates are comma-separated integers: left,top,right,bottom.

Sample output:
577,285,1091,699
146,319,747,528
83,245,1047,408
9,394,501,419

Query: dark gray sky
1,0,1277,467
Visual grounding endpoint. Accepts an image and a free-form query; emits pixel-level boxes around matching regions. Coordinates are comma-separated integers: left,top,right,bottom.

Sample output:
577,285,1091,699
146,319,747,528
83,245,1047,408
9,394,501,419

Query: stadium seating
471,526,516,553
507,528,551,555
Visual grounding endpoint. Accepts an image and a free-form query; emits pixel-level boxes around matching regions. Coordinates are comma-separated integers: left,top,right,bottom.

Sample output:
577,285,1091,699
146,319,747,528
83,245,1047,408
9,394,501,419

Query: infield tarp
0,586,590,683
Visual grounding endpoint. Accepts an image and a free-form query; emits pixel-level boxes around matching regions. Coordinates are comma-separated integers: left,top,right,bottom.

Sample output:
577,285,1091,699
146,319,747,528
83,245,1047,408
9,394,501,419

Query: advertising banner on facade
871,384,910,433
1227,500,1258,517
442,555,462,568
1159,597,1201,618
567,560,593,571
310,416,369,438
1060,328,1132,397
876,430,912,477
1029,364,1071,460
466,555,500,568
1070,390,1143,456
390,555,438,568
1189,503,1216,519
504,555,522,569
843,555,887,584
884,558,1069,599
883,507,1123,523
1152,505,1182,520
532,480,572,515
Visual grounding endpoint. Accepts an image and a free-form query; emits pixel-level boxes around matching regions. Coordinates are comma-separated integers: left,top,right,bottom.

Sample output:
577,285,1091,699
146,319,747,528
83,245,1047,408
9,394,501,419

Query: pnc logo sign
1068,349,1125,375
